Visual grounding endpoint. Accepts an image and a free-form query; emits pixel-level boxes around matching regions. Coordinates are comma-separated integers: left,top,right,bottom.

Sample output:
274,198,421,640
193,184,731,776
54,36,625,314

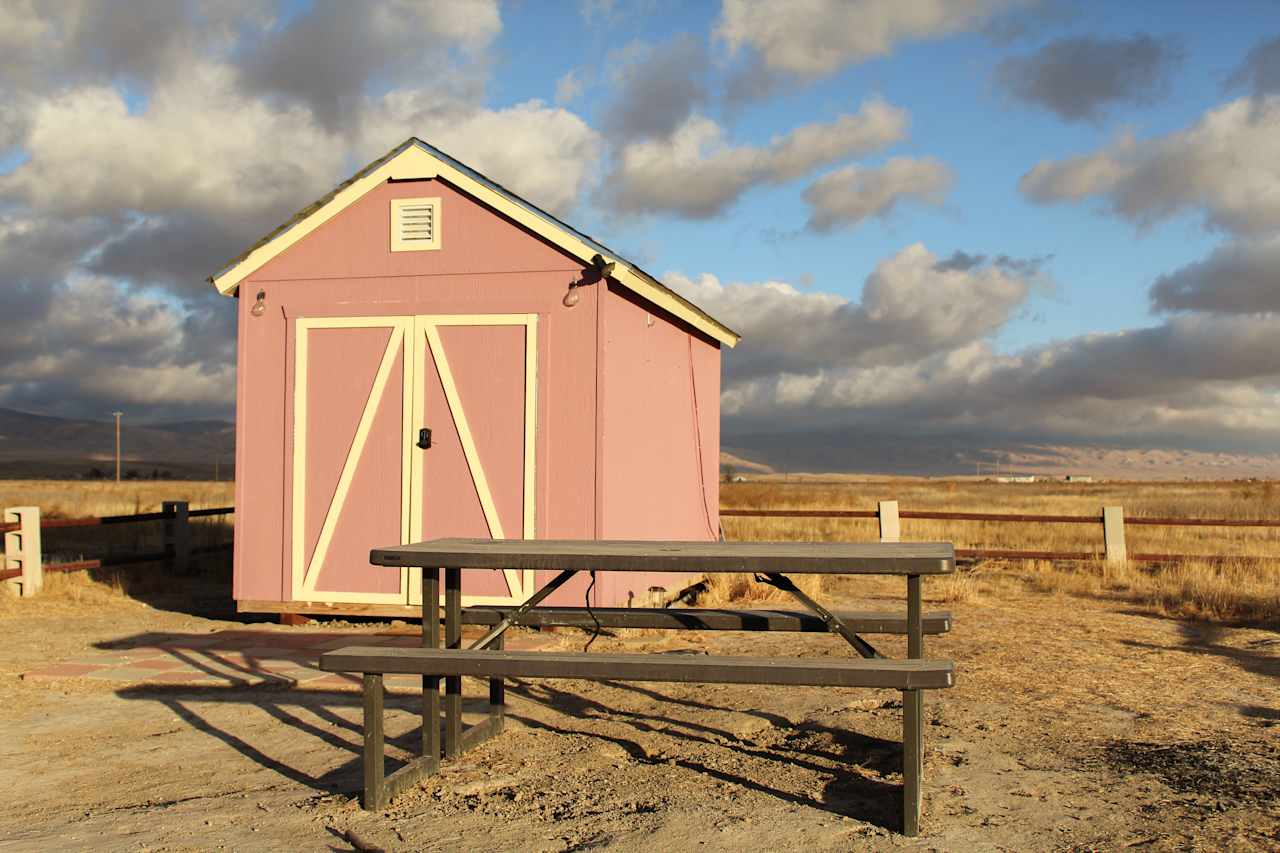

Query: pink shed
210,139,740,619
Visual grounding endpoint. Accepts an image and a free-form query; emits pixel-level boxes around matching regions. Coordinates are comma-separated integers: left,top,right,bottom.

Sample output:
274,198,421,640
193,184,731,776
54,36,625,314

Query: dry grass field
718,480,1280,627
0,480,235,611
0,479,234,519
2,478,1274,627
0,478,1276,849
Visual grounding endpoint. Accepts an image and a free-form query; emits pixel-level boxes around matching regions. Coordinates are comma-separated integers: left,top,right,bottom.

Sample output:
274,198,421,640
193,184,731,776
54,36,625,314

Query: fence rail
721,503,1278,565
2,503,234,595
4,499,1275,595
720,507,1280,527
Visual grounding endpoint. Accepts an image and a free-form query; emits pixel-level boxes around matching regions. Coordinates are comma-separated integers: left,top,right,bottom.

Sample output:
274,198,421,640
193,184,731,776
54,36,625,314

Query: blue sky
1,0,1278,471
493,1,1270,349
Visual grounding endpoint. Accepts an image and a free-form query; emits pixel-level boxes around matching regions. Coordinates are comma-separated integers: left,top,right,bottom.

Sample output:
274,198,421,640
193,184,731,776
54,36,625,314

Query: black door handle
417,427,432,450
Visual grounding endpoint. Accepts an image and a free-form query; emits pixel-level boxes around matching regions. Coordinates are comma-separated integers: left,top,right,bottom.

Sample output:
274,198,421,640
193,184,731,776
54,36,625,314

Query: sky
1,0,1279,464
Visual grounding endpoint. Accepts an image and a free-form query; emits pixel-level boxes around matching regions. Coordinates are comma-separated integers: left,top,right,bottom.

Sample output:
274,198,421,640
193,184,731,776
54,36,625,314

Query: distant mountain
724,429,1280,481
0,408,234,479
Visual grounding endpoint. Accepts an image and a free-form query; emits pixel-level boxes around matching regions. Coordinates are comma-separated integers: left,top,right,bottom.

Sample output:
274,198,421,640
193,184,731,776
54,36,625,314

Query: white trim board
293,313,538,607
209,141,738,348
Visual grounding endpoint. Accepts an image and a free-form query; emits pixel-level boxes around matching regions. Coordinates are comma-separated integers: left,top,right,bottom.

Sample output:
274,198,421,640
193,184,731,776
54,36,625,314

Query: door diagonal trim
302,325,405,595
423,322,523,598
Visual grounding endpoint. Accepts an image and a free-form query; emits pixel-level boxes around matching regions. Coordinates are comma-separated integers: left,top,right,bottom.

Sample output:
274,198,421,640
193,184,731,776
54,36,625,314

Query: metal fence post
4,506,43,597
878,500,900,542
163,501,190,575
1103,506,1127,564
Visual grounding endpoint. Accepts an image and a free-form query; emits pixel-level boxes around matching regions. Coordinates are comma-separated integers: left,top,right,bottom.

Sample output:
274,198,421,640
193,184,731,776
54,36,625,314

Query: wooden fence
721,501,1280,565
4,498,1275,597
1,503,234,596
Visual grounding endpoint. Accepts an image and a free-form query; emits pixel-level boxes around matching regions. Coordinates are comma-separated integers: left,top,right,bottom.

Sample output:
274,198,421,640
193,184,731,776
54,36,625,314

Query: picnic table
321,538,957,836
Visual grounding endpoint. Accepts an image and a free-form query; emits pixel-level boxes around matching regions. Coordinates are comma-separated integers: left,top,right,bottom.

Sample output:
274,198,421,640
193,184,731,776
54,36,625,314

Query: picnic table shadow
1109,612,1279,726
108,633,905,830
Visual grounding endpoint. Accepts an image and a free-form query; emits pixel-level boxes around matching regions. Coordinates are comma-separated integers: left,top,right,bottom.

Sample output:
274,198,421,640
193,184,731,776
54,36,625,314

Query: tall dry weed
719,480,1278,625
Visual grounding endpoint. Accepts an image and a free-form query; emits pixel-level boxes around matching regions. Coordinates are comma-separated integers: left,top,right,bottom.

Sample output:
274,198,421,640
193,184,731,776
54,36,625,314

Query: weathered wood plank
322,647,956,690
362,673,385,810
903,687,922,836
460,606,953,635
371,538,955,575
383,754,437,804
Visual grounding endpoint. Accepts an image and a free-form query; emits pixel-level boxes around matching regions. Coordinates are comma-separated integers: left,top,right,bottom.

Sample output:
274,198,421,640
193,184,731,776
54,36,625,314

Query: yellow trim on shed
208,140,739,348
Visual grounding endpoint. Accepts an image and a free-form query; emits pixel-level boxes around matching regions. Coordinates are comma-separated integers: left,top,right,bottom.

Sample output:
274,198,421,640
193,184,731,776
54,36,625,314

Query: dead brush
719,480,1279,626
692,572,824,607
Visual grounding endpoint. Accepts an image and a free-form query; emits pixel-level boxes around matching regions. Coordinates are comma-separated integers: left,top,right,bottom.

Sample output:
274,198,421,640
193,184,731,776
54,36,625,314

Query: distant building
996,475,1036,483
1064,475,1094,483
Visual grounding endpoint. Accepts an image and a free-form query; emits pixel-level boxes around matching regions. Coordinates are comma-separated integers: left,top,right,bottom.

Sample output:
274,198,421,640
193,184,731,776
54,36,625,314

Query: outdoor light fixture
250,289,267,317
563,254,616,308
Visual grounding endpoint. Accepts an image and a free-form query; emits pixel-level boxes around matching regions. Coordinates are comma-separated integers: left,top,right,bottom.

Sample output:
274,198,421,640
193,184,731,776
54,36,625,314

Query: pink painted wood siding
234,177,722,607
596,283,722,606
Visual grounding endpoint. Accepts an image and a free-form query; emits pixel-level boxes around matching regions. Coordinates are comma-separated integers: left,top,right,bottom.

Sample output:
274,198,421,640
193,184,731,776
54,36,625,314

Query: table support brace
756,572,883,660
469,568,580,651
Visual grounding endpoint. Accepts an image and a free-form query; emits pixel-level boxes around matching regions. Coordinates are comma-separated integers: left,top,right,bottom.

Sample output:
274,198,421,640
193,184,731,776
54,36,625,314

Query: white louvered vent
391,197,441,252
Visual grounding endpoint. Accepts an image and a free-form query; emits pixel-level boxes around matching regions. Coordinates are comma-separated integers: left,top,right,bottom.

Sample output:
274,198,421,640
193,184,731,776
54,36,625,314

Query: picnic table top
370,538,955,575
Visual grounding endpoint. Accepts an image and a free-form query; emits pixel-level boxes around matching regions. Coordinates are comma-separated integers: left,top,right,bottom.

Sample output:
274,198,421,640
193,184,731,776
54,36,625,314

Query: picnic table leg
903,687,921,836
363,673,386,810
489,632,505,735
904,573,924,836
444,567,462,759
423,567,441,767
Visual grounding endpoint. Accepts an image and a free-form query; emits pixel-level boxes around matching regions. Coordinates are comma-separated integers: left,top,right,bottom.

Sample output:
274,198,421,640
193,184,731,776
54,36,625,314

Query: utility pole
112,411,123,483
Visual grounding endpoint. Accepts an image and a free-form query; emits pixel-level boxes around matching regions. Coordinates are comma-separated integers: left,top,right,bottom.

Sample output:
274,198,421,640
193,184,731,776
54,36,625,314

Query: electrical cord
583,569,601,652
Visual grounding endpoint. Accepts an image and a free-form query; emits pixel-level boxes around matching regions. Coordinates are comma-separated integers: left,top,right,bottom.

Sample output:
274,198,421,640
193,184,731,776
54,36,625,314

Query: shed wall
235,179,598,605
597,283,722,605
233,177,722,609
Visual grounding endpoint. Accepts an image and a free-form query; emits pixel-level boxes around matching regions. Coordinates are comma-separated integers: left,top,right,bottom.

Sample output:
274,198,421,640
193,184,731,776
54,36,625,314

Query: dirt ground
0,574,1276,852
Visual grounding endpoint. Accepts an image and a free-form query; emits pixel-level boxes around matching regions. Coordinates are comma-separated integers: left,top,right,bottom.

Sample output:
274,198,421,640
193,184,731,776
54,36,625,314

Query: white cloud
601,99,908,218
1150,237,1280,315
717,0,1025,77
1019,96,1280,235
994,34,1184,122
0,275,235,419
555,69,585,104
802,157,953,231
672,243,1280,454
361,96,602,214
768,100,910,180
667,243,1035,379
0,63,346,221
1226,34,1280,98
600,35,710,141
236,0,499,127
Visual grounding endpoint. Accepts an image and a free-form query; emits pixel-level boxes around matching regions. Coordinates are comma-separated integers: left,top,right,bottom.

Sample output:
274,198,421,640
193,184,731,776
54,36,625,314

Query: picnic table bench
320,538,957,836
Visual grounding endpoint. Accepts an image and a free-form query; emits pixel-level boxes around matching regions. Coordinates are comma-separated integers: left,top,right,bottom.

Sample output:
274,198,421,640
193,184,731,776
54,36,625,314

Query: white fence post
1103,506,1127,564
163,501,190,575
878,500,901,543
4,506,43,597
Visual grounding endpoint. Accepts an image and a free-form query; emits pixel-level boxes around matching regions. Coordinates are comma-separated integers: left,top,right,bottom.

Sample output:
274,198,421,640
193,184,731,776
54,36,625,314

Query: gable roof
208,138,739,347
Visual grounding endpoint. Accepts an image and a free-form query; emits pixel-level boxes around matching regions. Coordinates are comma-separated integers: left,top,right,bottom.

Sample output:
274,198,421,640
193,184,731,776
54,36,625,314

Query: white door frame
290,316,412,604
